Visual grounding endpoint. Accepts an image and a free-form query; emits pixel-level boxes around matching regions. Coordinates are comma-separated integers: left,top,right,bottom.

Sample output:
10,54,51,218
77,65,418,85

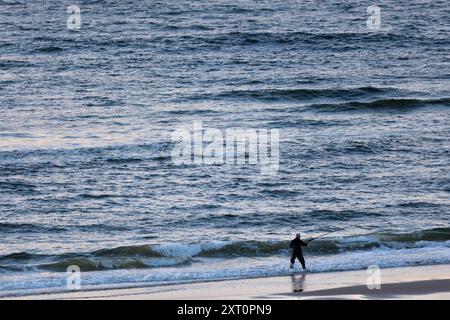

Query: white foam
153,240,228,257
2,243,450,297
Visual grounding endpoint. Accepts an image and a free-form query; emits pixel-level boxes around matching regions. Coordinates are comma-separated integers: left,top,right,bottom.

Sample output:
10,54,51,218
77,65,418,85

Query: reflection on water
291,274,306,293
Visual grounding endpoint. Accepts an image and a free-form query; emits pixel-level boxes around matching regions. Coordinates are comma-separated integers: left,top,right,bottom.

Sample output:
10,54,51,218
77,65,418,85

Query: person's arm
290,240,293,248
301,240,308,246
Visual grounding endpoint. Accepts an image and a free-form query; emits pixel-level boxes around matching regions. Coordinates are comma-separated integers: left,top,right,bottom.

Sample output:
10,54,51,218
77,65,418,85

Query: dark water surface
0,0,449,295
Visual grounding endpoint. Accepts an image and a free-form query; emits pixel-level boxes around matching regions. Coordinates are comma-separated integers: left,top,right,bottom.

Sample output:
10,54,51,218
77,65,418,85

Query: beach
8,264,450,300
1,0,449,300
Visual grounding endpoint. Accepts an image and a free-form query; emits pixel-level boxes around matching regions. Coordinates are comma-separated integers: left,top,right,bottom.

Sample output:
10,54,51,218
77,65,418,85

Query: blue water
0,0,449,296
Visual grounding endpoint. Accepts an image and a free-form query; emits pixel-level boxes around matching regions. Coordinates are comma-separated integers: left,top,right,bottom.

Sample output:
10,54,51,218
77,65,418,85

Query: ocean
0,0,449,297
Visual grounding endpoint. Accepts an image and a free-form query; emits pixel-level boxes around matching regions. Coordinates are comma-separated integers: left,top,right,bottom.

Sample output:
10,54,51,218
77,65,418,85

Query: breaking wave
1,228,449,272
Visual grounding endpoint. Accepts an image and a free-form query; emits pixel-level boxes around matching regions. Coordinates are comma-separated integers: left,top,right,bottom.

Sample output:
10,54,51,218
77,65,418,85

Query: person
290,233,308,269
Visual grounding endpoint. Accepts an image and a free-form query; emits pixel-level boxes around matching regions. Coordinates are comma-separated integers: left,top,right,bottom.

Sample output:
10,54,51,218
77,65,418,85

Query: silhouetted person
290,233,308,270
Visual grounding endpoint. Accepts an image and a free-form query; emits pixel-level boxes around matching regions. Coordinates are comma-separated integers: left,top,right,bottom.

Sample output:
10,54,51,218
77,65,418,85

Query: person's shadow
291,274,306,293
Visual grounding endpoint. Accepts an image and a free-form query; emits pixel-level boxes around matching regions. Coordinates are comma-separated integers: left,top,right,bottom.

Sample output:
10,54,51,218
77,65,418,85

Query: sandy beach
7,264,450,300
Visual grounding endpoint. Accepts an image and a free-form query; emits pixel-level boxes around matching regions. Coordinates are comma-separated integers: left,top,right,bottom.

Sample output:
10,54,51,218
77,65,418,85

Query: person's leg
290,254,295,268
298,255,306,270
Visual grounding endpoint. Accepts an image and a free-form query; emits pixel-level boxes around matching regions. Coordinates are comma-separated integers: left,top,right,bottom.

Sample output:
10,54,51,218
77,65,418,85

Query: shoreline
5,264,450,300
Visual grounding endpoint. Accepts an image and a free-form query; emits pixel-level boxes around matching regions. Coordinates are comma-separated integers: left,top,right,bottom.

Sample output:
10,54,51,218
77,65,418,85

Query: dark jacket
290,238,308,256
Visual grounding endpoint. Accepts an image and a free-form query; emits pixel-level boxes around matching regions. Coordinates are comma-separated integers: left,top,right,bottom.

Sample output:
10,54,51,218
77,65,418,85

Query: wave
2,243,450,296
0,180,37,192
196,87,449,112
0,222,66,234
210,86,402,102
39,256,192,272
199,228,450,257
378,228,450,242
33,46,64,53
1,228,449,272
308,97,450,112
163,31,413,48
93,244,163,257
0,221,131,234
105,157,143,164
